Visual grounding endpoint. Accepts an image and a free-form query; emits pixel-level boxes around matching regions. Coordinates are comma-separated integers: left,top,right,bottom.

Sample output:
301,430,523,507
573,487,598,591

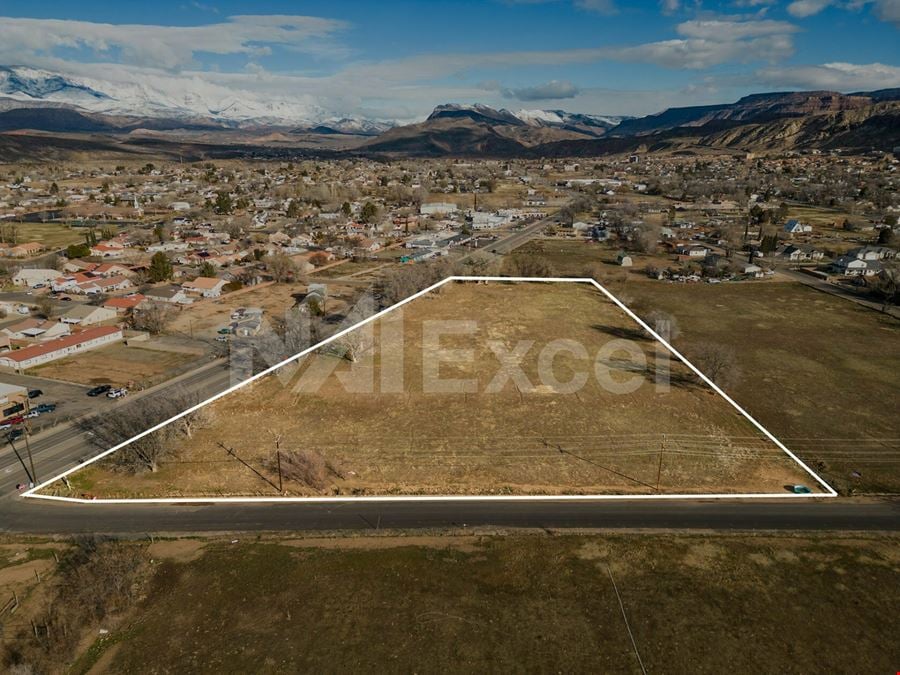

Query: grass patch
96,533,900,673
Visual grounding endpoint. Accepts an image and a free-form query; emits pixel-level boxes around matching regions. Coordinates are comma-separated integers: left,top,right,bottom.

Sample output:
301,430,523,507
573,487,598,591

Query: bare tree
266,253,297,282
687,341,740,389
131,302,175,335
500,253,556,277
262,448,341,491
82,388,209,474
645,309,680,341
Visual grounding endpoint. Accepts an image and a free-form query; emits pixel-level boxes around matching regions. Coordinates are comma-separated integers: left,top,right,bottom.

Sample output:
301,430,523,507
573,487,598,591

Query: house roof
63,304,111,320
183,276,224,290
145,285,184,299
0,326,121,363
104,294,145,310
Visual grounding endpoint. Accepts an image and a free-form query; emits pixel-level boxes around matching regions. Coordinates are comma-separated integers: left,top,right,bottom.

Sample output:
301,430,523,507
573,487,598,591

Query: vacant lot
616,280,900,494
5,222,85,249
56,532,900,674
52,281,816,499
167,281,361,341
515,239,671,280
31,342,200,388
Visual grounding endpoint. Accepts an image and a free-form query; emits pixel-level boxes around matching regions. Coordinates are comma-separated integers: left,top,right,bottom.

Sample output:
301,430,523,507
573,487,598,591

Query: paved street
0,359,233,495
3,494,898,534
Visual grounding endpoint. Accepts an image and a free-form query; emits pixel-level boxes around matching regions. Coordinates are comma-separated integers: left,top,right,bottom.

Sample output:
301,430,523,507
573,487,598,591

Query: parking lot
0,371,103,432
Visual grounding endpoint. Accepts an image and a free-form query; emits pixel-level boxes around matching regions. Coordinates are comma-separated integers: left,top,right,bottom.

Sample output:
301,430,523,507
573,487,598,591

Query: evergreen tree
148,252,174,282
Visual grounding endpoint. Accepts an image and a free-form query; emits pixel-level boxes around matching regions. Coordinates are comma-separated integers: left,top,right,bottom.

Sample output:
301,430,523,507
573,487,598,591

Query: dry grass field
617,280,900,494
31,343,199,388
11,222,86,249
35,532,897,675
166,281,360,340
49,280,817,499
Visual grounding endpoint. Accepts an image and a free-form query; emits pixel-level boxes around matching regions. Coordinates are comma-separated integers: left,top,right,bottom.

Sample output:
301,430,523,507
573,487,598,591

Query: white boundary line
23,276,837,504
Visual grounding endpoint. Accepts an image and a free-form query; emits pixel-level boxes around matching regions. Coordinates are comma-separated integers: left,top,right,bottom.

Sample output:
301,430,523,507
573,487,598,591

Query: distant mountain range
1,64,899,159
361,91,900,157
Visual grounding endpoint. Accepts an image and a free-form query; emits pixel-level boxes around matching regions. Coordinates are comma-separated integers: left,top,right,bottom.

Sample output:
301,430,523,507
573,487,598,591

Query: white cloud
786,0,900,27
608,19,798,69
754,61,900,90
872,0,900,26
787,0,834,17
0,14,348,70
660,0,681,14
500,80,581,100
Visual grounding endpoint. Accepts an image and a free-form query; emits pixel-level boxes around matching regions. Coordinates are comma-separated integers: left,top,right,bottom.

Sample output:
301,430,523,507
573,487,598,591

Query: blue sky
0,0,897,120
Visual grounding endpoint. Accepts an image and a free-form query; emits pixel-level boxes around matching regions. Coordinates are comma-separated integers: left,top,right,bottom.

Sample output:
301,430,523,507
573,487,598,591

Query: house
104,294,146,315
832,255,883,277
783,219,812,235
61,304,118,326
2,318,70,341
144,285,193,305
182,276,227,298
743,264,766,278
91,263,134,277
847,245,896,261
90,243,125,258
0,326,123,371
779,244,824,262
12,268,60,287
676,244,709,258
5,242,44,258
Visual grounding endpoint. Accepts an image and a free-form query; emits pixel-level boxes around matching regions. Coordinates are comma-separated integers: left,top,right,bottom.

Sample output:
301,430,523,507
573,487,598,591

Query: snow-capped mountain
0,65,390,132
514,108,628,130
427,103,629,137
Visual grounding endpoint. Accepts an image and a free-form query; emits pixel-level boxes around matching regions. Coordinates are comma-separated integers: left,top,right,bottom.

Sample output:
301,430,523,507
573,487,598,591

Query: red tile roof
0,326,121,363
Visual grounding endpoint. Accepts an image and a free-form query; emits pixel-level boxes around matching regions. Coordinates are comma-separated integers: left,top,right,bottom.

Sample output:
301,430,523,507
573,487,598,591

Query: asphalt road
490,218,554,255
2,496,898,535
0,359,233,495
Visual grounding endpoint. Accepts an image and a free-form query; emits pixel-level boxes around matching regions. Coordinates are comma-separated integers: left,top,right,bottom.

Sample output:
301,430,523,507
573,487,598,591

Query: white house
144,285,193,304
182,276,228,298
784,219,812,235
61,304,118,326
833,255,882,276
0,326,123,371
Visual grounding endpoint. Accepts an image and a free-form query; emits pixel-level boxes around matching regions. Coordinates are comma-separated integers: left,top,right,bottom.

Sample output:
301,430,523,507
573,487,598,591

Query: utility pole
7,436,33,486
22,397,36,485
276,450,283,493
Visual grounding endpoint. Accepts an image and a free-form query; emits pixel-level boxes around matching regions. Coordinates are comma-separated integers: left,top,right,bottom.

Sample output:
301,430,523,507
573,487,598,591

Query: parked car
60,296,72,301
215,335,229,342
34,403,57,414
3,415,24,425
16,306,29,315
27,389,43,399
217,327,232,334
25,411,39,419
87,385,112,397
7,428,25,441
107,388,128,399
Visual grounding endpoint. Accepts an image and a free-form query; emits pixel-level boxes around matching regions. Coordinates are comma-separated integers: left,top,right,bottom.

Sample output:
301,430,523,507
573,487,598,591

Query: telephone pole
22,397,36,485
